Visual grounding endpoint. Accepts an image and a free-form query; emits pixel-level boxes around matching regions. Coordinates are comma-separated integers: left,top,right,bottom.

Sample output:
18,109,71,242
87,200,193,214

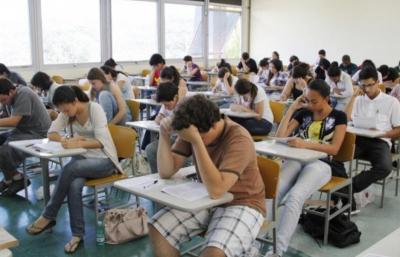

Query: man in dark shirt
339,55,358,76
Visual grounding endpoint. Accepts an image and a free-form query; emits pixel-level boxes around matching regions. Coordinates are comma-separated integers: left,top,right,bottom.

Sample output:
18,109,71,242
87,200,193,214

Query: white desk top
0,227,18,250
355,227,400,257
347,126,385,138
186,81,210,86
220,108,259,118
255,140,327,162
114,166,234,212
126,120,160,133
9,139,87,159
136,86,157,91
132,98,161,106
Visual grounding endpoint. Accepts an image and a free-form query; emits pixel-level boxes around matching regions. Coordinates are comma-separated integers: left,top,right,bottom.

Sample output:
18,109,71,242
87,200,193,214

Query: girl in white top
26,86,121,253
230,79,274,135
212,67,238,96
257,58,270,84
101,65,134,100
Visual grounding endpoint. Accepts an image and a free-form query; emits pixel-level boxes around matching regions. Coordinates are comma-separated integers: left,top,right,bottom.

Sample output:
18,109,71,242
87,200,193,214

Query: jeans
230,117,272,136
43,156,114,237
98,91,131,125
352,136,392,193
275,159,331,255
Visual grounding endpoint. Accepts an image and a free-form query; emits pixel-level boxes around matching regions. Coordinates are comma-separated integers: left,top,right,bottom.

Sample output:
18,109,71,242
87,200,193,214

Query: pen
143,180,158,189
25,143,34,148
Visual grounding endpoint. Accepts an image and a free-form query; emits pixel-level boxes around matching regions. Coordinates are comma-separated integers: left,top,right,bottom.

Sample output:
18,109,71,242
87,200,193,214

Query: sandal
64,237,83,254
26,219,56,235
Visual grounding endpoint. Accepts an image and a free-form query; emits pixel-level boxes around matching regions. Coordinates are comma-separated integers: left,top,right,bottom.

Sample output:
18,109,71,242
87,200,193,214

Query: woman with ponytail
27,85,121,253
101,65,134,100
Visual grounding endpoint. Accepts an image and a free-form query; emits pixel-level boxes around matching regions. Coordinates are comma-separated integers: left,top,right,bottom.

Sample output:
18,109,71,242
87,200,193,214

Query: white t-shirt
237,84,274,123
117,73,134,100
215,75,238,95
158,105,174,118
352,70,383,83
352,92,400,146
326,71,353,106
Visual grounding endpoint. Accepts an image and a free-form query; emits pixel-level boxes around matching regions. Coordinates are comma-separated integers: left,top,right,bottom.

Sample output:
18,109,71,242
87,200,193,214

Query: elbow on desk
208,188,225,200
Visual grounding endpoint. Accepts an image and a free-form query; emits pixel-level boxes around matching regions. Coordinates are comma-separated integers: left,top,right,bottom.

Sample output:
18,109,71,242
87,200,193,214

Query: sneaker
0,180,11,193
2,179,30,196
246,241,261,257
264,250,281,257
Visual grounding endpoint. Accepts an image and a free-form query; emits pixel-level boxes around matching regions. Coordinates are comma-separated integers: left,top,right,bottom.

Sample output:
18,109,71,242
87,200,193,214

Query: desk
186,81,210,91
114,166,234,212
220,108,259,118
355,227,400,257
129,76,148,87
126,120,160,133
255,140,327,162
132,98,161,119
0,227,18,250
9,139,87,205
187,91,232,101
347,126,384,138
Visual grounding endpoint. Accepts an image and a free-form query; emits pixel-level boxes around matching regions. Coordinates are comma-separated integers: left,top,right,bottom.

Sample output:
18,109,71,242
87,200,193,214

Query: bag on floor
300,207,361,248
104,207,149,244
119,153,149,177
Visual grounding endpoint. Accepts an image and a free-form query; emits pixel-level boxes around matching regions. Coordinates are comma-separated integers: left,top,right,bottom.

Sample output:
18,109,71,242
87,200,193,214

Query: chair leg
135,196,140,207
22,160,28,200
381,179,385,208
323,192,331,245
94,187,99,225
395,166,399,197
272,227,277,254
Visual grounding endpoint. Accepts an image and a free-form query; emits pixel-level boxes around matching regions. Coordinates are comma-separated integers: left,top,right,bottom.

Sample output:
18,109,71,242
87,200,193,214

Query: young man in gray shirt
0,78,51,196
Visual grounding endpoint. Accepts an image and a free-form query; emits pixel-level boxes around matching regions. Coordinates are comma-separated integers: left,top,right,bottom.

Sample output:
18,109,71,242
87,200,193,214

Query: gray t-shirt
11,87,51,136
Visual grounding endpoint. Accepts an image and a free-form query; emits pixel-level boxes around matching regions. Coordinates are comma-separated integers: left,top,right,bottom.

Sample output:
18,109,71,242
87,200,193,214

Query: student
238,52,258,74
0,63,27,86
267,79,347,257
257,58,270,83
316,49,326,65
160,66,187,100
149,94,265,257
87,67,131,125
213,67,238,96
182,55,202,81
378,66,398,92
352,59,383,84
0,78,51,196
104,58,123,71
281,63,312,101
149,54,166,87
231,79,274,135
26,85,121,253
394,61,400,74
30,71,61,107
100,65,134,100
215,58,232,73
326,64,353,111
345,67,400,200
287,55,300,73
145,82,182,173
266,59,288,87
272,51,280,60
315,58,330,80
339,55,358,76
390,72,400,101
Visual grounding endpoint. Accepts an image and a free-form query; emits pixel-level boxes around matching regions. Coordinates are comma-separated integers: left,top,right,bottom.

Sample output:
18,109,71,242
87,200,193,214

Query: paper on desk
117,176,158,190
162,182,209,202
267,136,297,144
32,141,65,153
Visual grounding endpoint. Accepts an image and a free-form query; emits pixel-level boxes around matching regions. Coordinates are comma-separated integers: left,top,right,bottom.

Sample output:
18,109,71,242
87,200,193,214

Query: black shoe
0,180,11,193
2,179,30,196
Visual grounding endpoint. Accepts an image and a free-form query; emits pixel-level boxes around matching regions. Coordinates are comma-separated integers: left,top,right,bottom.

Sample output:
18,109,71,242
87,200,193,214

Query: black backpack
299,207,361,248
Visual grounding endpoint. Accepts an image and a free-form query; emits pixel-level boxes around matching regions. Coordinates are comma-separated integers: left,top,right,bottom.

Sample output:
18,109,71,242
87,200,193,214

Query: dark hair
270,59,283,71
234,79,258,109
359,66,378,81
361,59,376,69
272,51,280,59
31,71,53,91
171,94,220,133
149,53,165,66
378,65,389,78
319,58,331,70
0,78,16,95
100,65,127,80
259,58,270,67
308,79,330,98
183,55,192,62
161,66,181,86
52,86,90,106
289,55,299,63
242,52,250,60
387,68,399,82
318,49,326,56
217,59,232,73
217,67,232,86
0,64,11,76
156,82,179,102
327,64,341,77
292,63,309,79
87,67,108,84
104,58,118,69
342,55,351,62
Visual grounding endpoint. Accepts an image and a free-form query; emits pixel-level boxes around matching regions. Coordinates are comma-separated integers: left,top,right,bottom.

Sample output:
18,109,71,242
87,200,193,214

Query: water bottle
96,213,105,245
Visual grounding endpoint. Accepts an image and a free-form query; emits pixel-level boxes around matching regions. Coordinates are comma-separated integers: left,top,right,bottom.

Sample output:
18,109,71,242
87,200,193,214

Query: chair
231,66,238,76
141,69,151,77
51,75,64,84
378,84,386,93
132,86,141,99
256,156,281,254
304,132,356,245
270,101,285,124
200,71,208,82
84,124,137,223
126,99,140,121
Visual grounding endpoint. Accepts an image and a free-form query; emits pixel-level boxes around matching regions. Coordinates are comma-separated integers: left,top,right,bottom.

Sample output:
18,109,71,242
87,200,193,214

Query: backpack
299,207,361,248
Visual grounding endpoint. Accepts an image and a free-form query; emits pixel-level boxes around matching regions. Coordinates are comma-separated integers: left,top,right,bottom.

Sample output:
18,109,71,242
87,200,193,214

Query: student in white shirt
231,79,274,135
326,64,353,111
30,71,61,108
352,59,383,84
257,58,270,84
101,65,134,100
345,67,400,198
390,72,400,102
212,67,238,96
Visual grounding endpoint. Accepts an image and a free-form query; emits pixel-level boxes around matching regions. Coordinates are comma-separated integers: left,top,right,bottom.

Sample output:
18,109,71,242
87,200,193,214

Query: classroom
1,0,400,257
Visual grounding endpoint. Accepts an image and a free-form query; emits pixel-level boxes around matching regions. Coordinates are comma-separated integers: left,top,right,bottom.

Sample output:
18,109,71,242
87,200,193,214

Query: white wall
250,0,400,67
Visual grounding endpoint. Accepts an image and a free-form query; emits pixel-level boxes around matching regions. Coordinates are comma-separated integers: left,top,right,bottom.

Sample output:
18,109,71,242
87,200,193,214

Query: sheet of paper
32,141,65,153
117,176,159,190
267,136,297,144
162,182,209,202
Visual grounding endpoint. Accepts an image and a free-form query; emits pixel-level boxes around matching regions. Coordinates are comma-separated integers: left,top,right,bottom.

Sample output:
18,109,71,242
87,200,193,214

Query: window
111,0,158,62
165,3,203,59
41,0,101,65
208,6,241,59
0,0,32,66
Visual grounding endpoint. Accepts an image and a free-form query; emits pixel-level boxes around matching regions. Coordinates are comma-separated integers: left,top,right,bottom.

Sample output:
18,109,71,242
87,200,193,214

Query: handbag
104,207,149,244
119,153,149,177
